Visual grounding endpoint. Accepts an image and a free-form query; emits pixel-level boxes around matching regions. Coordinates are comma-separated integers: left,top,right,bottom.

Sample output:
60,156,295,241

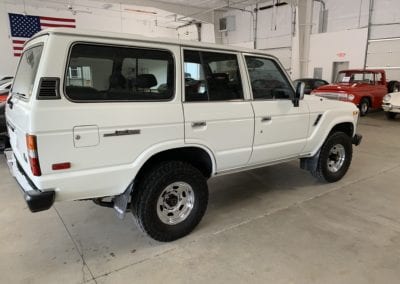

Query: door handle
261,116,272,122
191,121,207,128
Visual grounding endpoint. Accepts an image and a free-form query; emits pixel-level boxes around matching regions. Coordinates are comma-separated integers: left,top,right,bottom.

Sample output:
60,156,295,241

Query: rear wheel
359,98,370,116
311,132,353,183
385,112,397,120
132,161,208,242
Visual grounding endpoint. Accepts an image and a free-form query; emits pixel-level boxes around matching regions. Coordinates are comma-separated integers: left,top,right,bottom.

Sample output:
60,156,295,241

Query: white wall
0,0,214,78
312,0,369,34
308,28,368,82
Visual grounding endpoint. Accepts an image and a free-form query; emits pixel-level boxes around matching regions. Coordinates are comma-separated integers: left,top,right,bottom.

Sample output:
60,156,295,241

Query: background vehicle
293,78,328,94
382,92,400,119
0,79,12,102
311,69,400,116
0,77,13,86
0,78,11,151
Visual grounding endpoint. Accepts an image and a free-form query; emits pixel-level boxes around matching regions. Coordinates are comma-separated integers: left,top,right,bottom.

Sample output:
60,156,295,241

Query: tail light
26,134,41,176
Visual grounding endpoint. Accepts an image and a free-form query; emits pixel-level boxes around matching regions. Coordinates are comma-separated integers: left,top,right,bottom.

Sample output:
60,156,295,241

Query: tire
359,98,370,116
132,161,208,242
311,132,353,183
388,81,400,93
385,111,397,120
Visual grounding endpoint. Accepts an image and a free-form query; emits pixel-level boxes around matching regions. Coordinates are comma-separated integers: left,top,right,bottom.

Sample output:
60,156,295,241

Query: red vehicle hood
312,83,364,93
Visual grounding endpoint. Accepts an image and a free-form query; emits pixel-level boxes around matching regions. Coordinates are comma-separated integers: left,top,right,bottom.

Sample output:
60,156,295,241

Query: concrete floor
1,111,400,284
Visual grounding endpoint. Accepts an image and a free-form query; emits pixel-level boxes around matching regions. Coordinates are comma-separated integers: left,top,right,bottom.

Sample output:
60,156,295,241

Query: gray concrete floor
1,111,400,284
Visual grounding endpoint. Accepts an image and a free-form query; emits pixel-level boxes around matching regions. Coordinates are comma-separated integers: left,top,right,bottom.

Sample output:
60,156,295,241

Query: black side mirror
293,81,305,107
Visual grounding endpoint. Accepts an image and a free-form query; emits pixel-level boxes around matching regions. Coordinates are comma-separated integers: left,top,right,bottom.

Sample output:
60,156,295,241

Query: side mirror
293,81,305,107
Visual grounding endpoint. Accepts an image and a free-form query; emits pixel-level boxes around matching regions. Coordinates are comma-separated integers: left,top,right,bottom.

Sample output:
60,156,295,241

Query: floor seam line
92,247,177,281
53,206,98,284
210,163,400,236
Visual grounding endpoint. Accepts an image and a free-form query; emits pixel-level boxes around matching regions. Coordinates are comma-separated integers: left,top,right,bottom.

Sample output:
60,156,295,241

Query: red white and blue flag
8,13,76,57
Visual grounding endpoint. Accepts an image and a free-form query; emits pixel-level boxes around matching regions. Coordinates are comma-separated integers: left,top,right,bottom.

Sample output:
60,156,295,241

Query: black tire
359,98,370,116
311,132,353,183
388,81,400,93
132,161,208,242
385,111,397,120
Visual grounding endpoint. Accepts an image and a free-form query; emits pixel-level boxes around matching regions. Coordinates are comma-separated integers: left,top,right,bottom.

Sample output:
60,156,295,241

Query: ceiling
8,0,295,23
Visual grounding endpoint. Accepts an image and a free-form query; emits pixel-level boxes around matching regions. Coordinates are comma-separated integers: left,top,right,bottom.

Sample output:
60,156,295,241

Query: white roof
31,28,273,57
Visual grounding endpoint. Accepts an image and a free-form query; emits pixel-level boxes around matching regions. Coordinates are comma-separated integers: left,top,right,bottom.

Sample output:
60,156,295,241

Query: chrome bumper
4,149,55,212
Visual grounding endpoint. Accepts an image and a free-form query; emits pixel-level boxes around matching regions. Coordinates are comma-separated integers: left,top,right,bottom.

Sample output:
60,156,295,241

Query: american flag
8,13,76,57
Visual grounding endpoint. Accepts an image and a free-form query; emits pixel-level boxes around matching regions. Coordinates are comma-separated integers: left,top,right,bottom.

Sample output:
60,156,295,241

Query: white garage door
366,38,400,81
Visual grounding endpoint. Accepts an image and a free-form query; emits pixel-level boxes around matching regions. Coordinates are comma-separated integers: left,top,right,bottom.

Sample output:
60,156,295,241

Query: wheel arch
134,145,216,185
329,122,354,138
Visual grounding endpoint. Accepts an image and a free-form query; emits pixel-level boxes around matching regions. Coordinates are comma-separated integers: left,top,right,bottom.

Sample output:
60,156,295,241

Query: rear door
182,49,254,171
244,55,310,165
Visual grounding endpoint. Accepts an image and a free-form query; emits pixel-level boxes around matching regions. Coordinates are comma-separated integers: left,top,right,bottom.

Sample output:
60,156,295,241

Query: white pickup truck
5,29,362,241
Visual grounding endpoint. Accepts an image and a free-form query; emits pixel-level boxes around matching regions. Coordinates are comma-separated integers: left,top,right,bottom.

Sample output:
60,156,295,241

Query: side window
375,72,383,85
65,44,174,101
184,50,243,102
245,56,294,100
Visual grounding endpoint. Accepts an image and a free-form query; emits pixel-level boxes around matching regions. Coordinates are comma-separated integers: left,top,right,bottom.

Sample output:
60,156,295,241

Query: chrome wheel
327,144,346,173
156,182,195,225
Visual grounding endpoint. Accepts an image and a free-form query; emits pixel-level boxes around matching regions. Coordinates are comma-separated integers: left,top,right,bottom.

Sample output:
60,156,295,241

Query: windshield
12,45,43,98
336,71,375,84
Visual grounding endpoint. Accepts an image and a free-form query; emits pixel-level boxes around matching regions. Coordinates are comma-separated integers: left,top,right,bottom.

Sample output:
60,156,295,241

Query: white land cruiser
5,29,362,241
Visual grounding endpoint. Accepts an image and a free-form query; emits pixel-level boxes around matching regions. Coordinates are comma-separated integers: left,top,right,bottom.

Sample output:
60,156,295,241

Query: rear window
65,44,174,101
12,45,43,99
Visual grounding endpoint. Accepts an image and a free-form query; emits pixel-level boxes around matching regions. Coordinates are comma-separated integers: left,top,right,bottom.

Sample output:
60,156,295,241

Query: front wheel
311,132,353,183
132,161,208,242
359,98,370,116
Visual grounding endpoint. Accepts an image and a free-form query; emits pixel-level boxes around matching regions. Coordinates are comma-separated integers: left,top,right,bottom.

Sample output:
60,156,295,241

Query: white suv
5,29,362,241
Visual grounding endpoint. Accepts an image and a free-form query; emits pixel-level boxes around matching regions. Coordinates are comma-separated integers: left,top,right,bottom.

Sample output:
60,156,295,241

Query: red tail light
26,134,41,176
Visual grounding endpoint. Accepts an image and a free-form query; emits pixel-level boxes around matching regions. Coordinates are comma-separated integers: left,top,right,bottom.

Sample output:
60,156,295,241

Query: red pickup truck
311,69,400,116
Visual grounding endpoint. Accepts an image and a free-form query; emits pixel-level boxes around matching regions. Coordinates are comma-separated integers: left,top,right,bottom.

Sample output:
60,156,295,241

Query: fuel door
73,125,100,148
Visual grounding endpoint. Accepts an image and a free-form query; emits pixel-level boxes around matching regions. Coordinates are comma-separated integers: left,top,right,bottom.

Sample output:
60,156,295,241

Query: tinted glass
184,50,243,102
66,44,174,101
245,56,294,100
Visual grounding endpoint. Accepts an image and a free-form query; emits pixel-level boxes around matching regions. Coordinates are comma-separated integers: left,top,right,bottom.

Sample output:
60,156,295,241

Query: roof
30,28,272,56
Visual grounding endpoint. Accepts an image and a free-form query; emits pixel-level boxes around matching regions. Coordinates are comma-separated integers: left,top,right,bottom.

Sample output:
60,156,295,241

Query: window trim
243,53,295,102
182,47,246,103
63,41,176,103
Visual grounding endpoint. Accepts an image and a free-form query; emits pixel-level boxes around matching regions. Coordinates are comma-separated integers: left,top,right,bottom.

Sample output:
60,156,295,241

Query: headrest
136,74,157,88
210,73,229,82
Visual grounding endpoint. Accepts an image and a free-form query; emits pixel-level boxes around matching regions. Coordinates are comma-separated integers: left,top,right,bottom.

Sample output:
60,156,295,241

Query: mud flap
300,150,320,172
113,182,134,219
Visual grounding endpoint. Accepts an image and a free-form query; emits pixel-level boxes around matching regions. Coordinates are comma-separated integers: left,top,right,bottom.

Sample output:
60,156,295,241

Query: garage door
366,38,400,81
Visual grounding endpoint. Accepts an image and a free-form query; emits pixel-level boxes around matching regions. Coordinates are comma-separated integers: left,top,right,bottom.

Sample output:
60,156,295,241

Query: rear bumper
4,149,55,212
352,133,362,146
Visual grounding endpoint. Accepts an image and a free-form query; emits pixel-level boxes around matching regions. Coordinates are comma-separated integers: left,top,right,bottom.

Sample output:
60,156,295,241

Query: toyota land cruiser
5,29,362,241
